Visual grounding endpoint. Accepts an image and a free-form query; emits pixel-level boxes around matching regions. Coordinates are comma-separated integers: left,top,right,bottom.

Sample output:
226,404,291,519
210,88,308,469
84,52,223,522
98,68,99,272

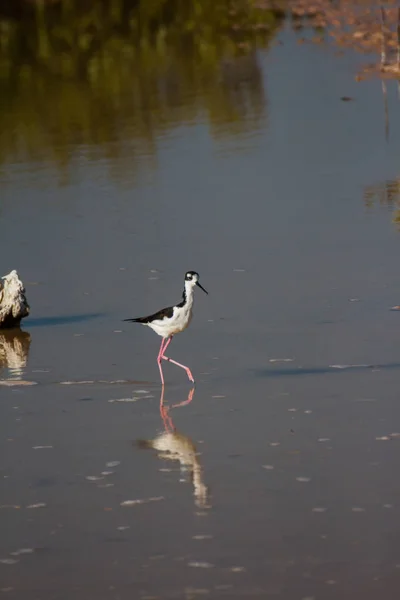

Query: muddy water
2,9,400,600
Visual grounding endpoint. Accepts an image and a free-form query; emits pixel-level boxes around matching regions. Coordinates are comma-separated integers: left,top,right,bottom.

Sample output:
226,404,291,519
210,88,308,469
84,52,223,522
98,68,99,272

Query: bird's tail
123,317,144,323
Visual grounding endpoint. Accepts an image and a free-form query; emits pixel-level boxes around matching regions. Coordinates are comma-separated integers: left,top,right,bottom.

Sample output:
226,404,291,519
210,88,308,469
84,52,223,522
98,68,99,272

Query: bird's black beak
196,282,208,295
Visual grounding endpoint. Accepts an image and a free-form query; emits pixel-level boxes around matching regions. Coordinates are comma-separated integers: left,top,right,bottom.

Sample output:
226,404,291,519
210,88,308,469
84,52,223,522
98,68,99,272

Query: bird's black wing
123,305,174,324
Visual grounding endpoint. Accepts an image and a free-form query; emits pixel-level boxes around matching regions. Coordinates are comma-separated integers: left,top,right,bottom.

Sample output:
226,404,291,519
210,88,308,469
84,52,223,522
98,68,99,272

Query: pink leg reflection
159,387,195,431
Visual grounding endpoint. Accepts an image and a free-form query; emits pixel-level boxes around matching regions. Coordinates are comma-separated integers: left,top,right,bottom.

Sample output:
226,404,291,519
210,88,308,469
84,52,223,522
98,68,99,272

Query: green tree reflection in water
0,0,284,184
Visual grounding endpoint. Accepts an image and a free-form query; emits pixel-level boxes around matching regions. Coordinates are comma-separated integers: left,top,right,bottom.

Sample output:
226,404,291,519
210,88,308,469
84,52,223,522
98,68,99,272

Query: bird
123,271,208,385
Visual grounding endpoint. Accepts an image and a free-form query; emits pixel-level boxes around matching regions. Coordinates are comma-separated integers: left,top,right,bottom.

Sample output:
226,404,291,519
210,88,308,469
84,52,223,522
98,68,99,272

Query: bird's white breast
148,301,193,338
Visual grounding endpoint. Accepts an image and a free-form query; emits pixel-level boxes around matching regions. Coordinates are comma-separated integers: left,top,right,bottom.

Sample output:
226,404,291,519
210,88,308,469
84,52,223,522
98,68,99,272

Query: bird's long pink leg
157,337,168,385
161,336,195,383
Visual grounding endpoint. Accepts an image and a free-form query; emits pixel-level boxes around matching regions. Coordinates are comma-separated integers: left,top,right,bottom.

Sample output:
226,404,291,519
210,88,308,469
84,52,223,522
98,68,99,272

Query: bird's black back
123,305,174,324
123,278,190,324
123,284,188,324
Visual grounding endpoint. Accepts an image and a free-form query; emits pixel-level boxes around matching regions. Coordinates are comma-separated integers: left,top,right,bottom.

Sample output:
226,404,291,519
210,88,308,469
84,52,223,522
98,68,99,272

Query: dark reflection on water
256,362,400,378
0,328,31,379
26,313,105,327
136,386,211,509
0,0,283,180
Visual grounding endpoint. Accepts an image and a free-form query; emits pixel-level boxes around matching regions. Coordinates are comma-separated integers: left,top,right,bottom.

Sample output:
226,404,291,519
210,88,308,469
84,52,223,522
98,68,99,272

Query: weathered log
0,270,30,329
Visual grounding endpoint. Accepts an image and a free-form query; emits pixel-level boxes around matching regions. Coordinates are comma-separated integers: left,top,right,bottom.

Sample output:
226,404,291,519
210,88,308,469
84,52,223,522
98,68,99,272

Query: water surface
1,3,400,599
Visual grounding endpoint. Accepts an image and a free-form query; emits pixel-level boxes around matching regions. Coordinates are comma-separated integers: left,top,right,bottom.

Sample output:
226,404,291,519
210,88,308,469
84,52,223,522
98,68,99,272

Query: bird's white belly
148,305,193,338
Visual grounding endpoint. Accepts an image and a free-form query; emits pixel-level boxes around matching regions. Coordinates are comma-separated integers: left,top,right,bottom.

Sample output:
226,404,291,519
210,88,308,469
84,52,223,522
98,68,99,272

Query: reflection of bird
0,329,31,379
137,387,210,509
123,271,208,385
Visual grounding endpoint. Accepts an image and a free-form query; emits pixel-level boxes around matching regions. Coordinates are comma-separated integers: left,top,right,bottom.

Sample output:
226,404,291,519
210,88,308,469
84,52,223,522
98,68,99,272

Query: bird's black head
184,271,208,294
185,271,199,282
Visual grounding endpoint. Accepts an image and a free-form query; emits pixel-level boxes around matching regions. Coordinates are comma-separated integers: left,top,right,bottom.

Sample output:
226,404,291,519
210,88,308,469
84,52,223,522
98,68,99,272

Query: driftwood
0,270,30,328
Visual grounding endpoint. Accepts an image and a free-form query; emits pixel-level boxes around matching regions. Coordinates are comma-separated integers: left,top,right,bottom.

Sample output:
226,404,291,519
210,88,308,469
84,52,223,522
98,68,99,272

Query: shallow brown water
2,4,400,599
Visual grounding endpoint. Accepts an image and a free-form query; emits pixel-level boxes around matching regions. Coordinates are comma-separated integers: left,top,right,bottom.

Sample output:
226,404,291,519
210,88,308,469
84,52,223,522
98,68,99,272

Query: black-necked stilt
123,271,208,385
